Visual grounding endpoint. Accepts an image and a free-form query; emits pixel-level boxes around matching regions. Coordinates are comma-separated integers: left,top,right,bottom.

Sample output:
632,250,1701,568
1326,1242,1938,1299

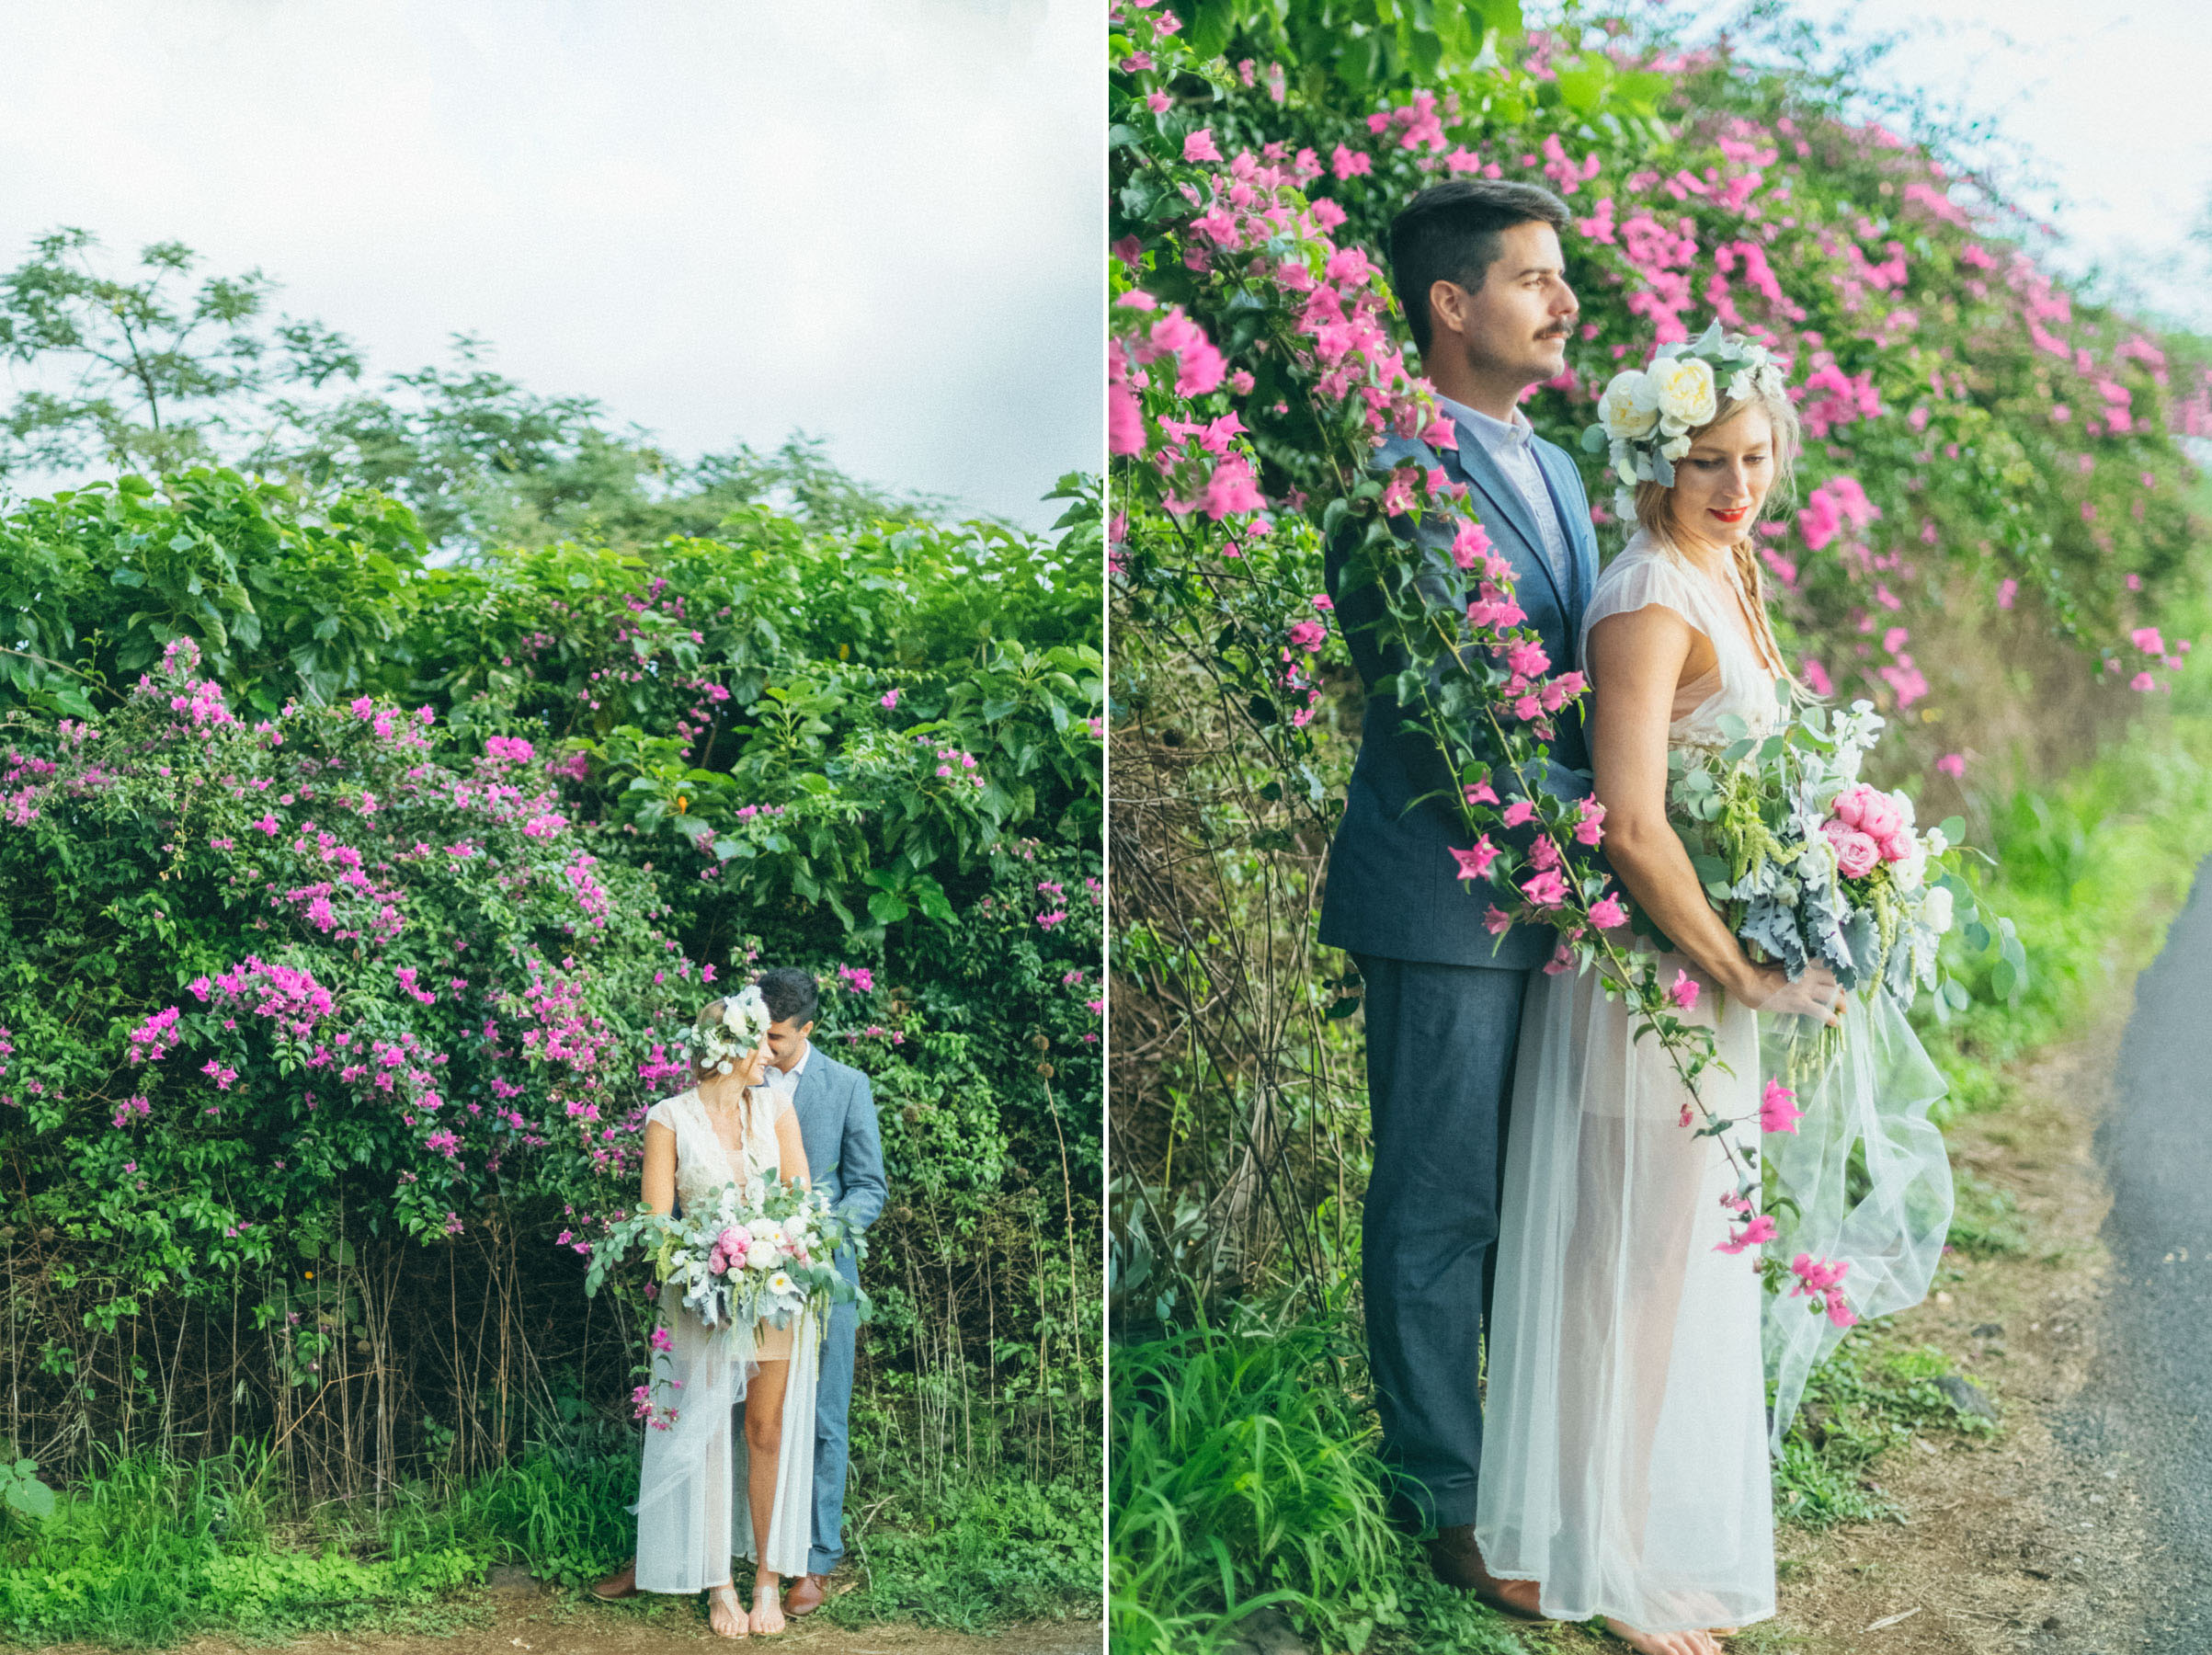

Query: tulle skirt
1477,951,1776,1633
632,1302,821,1592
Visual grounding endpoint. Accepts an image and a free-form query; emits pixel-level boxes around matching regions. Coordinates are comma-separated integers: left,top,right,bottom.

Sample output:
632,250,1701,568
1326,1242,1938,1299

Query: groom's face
1430,220,1578,390
766,1015,815,1071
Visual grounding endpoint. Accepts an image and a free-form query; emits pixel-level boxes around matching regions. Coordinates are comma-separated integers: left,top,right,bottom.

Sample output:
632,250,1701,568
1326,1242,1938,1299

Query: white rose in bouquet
1921,885,1955,934
1652,355,1717,427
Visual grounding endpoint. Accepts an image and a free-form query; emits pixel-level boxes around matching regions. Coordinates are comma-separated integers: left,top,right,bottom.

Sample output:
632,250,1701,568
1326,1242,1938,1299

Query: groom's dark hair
1389,179,1572,357
756,966,820,1029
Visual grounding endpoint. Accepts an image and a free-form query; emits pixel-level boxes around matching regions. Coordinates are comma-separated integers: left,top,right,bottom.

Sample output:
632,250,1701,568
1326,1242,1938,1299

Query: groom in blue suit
1318,179,1598,1604
754,966,887,1614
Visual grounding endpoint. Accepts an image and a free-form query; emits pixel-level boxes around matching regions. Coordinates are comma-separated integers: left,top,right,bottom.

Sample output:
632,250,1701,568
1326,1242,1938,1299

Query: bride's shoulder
1590,531,1700,612
645,1088,698,1127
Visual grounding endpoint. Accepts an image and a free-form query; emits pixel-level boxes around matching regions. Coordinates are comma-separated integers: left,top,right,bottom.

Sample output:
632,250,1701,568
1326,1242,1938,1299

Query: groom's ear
1427,277,1477,348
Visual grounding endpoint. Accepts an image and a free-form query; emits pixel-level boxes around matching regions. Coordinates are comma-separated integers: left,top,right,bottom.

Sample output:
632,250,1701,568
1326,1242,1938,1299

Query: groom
752,965,887,1611
1318,179,1597,1599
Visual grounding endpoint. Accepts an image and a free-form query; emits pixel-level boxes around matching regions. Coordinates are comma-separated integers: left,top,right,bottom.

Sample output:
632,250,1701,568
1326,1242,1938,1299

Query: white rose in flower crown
1659,433,1693,462
1652,355,1717,427
1600,370,1661,441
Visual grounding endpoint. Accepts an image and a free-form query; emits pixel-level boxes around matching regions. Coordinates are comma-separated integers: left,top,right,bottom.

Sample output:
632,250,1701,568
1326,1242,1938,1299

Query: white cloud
0,0,1103,526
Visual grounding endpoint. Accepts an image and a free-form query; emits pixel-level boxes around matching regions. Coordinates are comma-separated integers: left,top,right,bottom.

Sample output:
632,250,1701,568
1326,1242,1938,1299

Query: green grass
1772,1335,1997,1530
1945,1168,2030,1260
0,1446,482,1648
1110,1319,1527,1655
0,1434,1097,1648
826,1473,1101,1631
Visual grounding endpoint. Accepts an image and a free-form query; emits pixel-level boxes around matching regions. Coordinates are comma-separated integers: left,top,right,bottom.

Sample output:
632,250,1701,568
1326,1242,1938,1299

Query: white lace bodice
1579,530,1788,748
646,1085,785,1211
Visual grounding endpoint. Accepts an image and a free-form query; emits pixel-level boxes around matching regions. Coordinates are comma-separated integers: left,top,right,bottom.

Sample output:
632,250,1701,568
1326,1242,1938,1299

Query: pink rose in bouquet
1820,818,1880,878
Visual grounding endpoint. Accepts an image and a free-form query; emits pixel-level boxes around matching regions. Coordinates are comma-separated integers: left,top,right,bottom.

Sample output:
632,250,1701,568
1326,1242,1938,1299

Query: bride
1474,344,1845,1653
615,988,820,1638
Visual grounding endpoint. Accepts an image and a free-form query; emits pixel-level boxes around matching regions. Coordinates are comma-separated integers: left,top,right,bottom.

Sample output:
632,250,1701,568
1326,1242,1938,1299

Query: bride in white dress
1475,378,1845,1653
629,996,818,1638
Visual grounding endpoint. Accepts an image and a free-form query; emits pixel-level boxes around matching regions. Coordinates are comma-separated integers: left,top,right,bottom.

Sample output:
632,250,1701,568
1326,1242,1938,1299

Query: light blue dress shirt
1434,393,1573,595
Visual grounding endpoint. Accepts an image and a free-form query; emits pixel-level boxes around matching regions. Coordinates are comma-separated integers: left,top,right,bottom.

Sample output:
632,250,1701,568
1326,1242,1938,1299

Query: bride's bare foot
1602,1620,1720,1655
707,1583,748,1639
749,1577,786,1636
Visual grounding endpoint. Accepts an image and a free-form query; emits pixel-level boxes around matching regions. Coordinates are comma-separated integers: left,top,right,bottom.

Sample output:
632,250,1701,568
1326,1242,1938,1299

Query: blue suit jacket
788,1046,886,1284
1317,413,1601,970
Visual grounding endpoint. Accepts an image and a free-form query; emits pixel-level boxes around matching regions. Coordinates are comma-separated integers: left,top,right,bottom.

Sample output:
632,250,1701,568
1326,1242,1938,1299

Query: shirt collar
775,1041,813,1085
1433,394,1535,456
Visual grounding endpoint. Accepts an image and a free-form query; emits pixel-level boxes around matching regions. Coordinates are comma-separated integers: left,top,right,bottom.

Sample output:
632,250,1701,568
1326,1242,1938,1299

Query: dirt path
39,1598,1101,1655
1761,1017,2162,1652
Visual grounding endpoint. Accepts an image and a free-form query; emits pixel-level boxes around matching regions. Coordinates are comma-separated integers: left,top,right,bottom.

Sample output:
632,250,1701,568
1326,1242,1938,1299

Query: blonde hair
1631,383,1801,680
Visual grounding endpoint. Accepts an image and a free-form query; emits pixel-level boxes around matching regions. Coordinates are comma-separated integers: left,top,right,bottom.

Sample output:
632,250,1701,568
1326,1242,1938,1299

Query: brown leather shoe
782,1572,832,1615
1423,1525,1545,1620
588,1563,638,1601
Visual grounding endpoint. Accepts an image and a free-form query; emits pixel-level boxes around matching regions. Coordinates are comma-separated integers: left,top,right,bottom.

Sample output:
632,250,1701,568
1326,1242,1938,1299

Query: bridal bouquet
586,1173,869,1332
1662,691,2001,1038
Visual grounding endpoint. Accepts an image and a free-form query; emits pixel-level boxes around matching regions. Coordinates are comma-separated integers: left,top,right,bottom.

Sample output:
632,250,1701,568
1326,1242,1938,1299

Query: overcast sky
0,0,1102,530
1667,0,2212,330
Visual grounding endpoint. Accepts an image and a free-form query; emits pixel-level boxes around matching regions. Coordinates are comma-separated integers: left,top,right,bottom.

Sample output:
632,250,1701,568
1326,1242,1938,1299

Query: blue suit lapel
1531,441,1598,628
1445,418,1568,625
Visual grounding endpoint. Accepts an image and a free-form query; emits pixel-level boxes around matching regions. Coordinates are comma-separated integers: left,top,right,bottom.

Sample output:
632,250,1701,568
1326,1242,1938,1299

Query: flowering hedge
1106,0,2207,1308
0,468,1102,1492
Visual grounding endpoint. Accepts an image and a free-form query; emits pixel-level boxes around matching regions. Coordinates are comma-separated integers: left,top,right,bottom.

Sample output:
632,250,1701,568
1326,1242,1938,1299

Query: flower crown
684,984,772,1078
1580,321,1789,521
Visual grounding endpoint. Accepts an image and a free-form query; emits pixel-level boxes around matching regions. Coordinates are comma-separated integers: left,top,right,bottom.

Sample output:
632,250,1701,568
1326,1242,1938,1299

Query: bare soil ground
24,1592,1101,1655
1503,1010,2157,1655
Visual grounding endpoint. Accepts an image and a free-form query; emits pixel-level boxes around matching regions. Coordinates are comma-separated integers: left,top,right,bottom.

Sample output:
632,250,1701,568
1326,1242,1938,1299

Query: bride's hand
1738,962,1845,1025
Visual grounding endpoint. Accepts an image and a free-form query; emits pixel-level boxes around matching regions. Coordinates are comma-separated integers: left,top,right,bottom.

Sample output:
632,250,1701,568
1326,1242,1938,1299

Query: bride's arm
773,1103,811,1189
642,1121,677,1216
1586,607,1842,1022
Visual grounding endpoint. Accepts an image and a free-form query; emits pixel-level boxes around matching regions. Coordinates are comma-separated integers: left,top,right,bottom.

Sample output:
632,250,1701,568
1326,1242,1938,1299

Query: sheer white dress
632,1086,822,1592
1476,531,1783,1633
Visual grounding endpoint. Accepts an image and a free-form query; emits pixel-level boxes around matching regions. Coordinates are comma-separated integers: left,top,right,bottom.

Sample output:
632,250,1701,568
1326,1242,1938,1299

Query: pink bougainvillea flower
1760,1078,1803,1134
1716,1213,1777,1255
1520,869,1568,908
1936,753,1967,779
1449,838,1499,881
1588,893,1627,930
1668,970,1700,1010
1183,128,1222,164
